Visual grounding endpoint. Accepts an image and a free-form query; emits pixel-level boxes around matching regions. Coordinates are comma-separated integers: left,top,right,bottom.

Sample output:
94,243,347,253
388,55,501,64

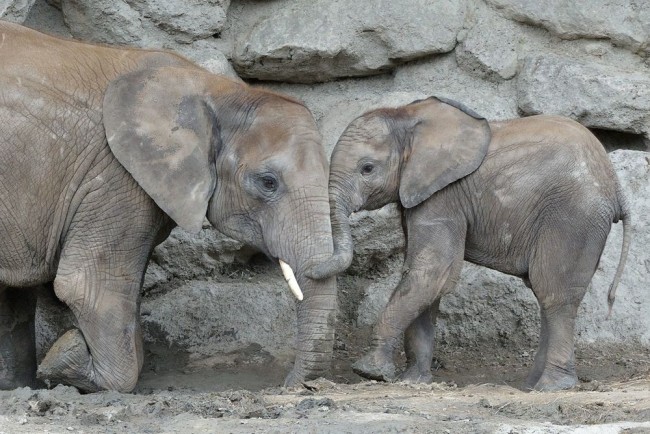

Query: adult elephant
0,22,336,392
309,97,630,391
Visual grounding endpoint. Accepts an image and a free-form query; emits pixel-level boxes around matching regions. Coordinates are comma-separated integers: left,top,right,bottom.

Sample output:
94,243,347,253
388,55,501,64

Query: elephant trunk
284,272,337,385
278,192,340,386
284,185,355,382
305,191,354,280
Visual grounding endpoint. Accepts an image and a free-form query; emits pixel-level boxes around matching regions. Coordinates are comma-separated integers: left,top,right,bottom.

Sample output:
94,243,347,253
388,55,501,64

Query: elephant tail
607,185,631,319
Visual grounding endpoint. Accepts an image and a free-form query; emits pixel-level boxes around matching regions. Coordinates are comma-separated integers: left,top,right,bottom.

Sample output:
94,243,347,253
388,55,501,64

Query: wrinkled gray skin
0,22,337,393
310,97,631,391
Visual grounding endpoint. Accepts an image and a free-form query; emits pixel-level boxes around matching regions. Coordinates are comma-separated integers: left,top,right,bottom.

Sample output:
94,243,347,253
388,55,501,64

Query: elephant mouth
260,248,304,301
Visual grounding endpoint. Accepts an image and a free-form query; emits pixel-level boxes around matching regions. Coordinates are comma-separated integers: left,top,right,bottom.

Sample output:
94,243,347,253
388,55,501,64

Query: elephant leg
34,284,76,366
34,197,161,394
0,287,38,389
353,215,465,382
529,299,585,391
524,307,549,389
37,259,146,393
526,222,607,391
398,298,441,384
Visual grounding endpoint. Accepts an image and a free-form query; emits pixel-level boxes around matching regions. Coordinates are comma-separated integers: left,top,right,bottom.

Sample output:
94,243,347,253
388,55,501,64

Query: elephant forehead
232,117,327,177
342,115,390,143
335,121,392,162
245,141,328,181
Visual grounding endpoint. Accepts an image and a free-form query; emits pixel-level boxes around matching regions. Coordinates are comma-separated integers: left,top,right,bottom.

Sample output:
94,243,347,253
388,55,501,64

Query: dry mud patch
1,374,649,433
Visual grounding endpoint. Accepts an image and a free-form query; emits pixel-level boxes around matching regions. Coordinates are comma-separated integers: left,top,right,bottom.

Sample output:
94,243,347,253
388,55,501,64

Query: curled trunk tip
305,199,354,279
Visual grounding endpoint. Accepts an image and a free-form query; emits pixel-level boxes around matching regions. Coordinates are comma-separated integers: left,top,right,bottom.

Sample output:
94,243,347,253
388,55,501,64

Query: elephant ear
399,97,491,209
103,67,218,233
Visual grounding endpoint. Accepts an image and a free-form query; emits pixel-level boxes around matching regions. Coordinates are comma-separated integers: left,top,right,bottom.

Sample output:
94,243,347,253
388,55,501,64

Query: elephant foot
397,365,434,384
37,329,101,392
283,365,326,387
352,350,396,382
530,368,578,392
283,367,305,388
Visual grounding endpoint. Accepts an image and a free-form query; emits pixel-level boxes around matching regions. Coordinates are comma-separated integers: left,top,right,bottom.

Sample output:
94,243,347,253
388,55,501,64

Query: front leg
353,210,465,382
399,299,441,383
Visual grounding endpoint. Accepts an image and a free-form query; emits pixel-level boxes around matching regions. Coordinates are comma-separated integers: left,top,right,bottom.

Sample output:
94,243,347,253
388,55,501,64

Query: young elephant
0,22,337,392
310,97,630,391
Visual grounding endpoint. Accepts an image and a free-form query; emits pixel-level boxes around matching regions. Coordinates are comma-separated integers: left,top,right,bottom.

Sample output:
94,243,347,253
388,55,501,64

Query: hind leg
524,308,549,389
398,299,441,383
35,204,166,391
37,246,148,392
0,287,38,389
526,224,608,391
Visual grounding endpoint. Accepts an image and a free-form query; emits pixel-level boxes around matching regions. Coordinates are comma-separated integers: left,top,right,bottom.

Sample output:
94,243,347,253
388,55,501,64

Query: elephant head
308,97,491,279
102,67,337,384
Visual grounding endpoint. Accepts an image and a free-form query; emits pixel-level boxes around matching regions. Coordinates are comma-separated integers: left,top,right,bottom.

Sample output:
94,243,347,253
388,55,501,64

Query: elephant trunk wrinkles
285,273,338,385
277,192,339,385
306,188,354,280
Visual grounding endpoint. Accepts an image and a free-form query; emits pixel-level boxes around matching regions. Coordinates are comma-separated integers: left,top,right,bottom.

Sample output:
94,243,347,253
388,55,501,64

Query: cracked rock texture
18,0,650,372
230,0,466,82
0,0,36,22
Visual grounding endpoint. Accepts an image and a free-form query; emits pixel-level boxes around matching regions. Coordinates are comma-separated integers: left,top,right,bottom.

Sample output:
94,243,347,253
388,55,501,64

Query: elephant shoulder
489,115,593,150
130,50,203,74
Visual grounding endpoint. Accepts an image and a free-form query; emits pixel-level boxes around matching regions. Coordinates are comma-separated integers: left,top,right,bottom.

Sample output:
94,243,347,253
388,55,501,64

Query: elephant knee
52,271,88,314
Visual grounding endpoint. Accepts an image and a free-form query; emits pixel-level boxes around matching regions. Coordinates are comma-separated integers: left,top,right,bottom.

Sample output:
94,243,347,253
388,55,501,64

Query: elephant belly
464,243,530,279
463,213,533,279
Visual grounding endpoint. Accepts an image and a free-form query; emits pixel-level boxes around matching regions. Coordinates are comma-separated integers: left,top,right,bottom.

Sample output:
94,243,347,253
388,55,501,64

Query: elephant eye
361,163,375,175
261,175,278,191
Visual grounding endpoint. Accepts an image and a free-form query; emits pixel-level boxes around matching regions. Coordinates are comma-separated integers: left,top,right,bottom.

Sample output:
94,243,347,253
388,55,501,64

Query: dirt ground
1,344,649,433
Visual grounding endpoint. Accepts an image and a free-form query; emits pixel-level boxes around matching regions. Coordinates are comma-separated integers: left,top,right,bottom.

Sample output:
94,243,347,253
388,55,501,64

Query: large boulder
141,276,298,363
486,0,650,55
59,0,230,45
231,0,466,83
0,0,36,22
455,3,520,80
518,55,650,148
577,150,650,344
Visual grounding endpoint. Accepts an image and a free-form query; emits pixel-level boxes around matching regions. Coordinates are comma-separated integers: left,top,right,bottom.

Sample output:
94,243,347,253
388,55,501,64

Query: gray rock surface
59,0,229,45
141,276,297,362
486,0,650,55
23,0,69,36
144,226,245,287
577,150,650,344
518,55,650,147
126,0,229,43
0,0,36,22
231,0,466,83
173,38,239,79
456,3,519,80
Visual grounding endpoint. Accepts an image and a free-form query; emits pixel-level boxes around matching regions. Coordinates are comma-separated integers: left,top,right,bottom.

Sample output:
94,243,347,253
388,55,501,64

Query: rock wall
13,0,650,372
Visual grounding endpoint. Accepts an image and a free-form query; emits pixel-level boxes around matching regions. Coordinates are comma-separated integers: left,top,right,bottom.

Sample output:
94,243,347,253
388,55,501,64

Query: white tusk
279,260,303,301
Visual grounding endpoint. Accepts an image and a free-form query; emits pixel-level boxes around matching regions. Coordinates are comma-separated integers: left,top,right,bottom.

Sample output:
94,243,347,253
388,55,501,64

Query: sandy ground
1,346,649,434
